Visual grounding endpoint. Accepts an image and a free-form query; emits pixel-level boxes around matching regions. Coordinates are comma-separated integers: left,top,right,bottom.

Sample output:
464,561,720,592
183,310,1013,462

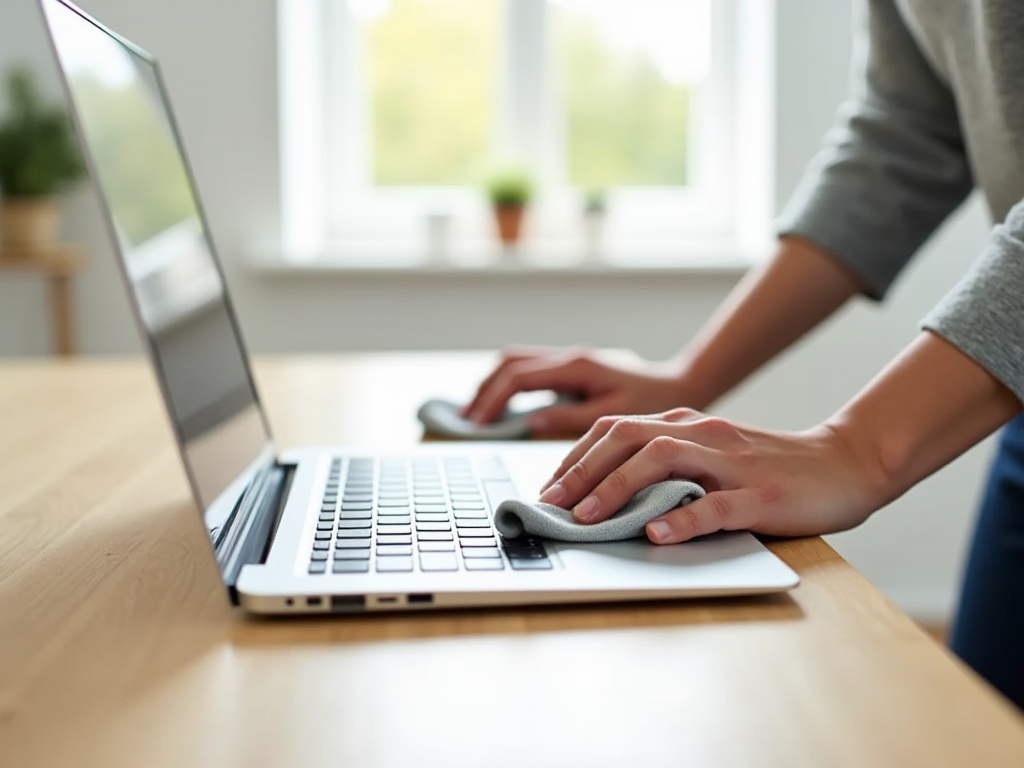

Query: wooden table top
1,354,1023,768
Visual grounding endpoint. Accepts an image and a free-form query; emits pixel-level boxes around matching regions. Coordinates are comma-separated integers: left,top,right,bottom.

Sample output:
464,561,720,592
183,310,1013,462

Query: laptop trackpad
552,532,795,589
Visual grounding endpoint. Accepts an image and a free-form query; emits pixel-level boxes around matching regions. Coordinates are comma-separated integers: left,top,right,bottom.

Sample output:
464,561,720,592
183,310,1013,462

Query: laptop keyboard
307,456,551,575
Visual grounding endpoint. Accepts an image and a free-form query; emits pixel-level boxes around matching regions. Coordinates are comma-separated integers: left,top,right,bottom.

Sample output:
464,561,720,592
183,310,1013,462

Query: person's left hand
536,408,888,544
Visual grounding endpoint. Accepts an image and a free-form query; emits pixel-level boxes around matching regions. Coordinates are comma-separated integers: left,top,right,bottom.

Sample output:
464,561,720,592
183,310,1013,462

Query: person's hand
462,346,701,437
537,408,888,544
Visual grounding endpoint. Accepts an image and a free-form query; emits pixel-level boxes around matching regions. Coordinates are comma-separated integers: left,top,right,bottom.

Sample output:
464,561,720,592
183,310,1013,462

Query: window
279,0,772,264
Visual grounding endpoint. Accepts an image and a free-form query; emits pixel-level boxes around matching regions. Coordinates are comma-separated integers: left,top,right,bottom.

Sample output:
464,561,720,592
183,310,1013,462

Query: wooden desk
1,354,1023,768
0,247,86,356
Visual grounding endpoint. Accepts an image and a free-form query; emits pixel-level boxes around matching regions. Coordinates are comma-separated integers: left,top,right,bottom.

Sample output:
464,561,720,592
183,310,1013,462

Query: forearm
675,236,867,409
825,331,1021,508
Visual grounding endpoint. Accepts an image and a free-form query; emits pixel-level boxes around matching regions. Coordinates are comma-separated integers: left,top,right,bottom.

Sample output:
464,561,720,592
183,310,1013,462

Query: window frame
278,0,771,263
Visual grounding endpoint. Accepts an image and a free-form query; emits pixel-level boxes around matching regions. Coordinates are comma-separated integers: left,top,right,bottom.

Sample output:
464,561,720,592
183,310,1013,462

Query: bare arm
537,330,1020,544
674,235,868,409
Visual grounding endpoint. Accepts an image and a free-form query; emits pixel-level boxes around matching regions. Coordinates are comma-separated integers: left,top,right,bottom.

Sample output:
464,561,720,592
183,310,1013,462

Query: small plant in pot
0,66,85,255
486,166,533,247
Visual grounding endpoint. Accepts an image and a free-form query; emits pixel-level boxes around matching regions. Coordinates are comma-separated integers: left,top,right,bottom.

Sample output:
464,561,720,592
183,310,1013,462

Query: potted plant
0,66,85,254
486,166,533,247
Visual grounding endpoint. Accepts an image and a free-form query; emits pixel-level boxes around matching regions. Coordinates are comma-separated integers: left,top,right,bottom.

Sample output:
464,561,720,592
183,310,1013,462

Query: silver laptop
39,0,798,614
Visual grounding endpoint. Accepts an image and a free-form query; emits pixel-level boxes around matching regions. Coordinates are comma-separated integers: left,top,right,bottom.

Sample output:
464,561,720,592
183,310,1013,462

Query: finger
467,357,594,425
568,436,727,524
645,489,760,544
537,414,624,497
461,353,541,418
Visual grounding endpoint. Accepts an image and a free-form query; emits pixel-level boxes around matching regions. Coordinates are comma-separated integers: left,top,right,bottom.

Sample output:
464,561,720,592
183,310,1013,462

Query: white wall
0,0,995,621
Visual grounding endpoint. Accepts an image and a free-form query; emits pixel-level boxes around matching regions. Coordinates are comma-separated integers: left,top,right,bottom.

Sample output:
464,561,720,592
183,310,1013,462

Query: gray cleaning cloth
417,395,577,440
493,480,706,542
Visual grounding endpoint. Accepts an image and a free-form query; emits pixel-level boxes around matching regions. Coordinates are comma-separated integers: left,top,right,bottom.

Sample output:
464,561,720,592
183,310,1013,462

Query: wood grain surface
1,354,1022,768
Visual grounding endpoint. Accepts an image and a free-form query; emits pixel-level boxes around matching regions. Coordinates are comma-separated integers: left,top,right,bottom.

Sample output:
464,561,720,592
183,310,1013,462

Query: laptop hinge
218,462,294,605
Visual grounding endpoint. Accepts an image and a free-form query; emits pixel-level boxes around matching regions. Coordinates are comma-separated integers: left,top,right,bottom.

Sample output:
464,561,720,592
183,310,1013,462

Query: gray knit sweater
777,0,1024,402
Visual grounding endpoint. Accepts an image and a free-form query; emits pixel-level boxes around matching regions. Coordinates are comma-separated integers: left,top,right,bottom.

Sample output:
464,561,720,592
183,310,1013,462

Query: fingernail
574,495,601,522
647,520,672,542
539,483,566,507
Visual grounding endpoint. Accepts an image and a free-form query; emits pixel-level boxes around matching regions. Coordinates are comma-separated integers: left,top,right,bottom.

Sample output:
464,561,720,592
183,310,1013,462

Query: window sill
248,243,759,278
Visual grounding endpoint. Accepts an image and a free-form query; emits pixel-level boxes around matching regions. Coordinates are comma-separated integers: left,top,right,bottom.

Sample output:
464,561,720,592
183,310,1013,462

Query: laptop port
306,596,323,607
330,595,365,612
407,593,433,605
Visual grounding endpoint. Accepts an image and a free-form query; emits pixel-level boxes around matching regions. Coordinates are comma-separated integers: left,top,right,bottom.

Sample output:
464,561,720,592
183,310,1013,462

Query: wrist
817,414,905,513
667,354,719,412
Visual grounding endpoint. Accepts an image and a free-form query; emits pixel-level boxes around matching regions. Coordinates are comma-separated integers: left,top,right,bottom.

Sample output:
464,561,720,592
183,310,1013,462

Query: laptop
38,0,799,614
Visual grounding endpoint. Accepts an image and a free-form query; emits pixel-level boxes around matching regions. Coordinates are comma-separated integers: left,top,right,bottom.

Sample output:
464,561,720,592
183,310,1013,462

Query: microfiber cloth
417,394,578,440
493,480,706,542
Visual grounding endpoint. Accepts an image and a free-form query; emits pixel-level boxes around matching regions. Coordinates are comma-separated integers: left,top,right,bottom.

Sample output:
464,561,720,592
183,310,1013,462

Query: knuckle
648,435,681,462
677,506,703,539
604,469,631,496
666,407,699,422
704,493,733,527
609,417,645,442
567,461,592,485
695,417,738,441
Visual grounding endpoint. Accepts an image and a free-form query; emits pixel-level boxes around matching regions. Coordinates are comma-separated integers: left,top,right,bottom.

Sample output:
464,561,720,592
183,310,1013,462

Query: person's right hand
461,346,702,437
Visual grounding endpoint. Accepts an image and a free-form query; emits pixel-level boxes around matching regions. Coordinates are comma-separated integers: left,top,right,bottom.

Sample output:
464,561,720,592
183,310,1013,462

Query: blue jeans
949,413,1024,711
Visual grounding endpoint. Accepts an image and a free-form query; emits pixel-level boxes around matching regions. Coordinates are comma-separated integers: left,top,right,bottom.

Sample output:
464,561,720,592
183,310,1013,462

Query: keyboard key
378,517,412,527
417,541,456,553
308,562,327,574
337,519,372,529
336,529,371,539
453,510,489,520
336,539,371,549
460,538,498,548
416,522,452,532
414,503,448,514
376,556,414,572
313,541,331,551
413,494,446,505
340,509,372,520
319,513,336,522
377,534,412,546
310,551,328,562
419,553,459,572
414,513,450,523
333,560,370,573
377,544,413,556
455,519,491,528
509,558,553,570
378,507,412,517
316,522,334,531
417,531,453,542
504,548,548,559
457,528,495,538
465,559,504,571
341,502,373,512
314,531,333,541
462,547,502,559
378,498,411,507
378,525,412,536
334,549,371,560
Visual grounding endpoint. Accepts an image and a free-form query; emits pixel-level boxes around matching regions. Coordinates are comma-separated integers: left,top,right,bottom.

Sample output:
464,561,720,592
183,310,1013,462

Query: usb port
408,593,433,605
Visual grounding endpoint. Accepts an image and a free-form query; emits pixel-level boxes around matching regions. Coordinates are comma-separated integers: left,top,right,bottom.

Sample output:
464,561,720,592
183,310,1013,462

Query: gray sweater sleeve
776,0,973,299
922,199,1024,403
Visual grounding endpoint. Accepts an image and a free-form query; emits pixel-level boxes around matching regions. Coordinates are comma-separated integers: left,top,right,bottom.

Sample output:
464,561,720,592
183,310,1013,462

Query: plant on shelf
0,66,84,254
485,165,534,247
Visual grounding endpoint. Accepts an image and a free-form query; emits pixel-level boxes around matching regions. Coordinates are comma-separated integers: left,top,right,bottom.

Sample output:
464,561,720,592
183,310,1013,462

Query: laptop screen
41,0,274,534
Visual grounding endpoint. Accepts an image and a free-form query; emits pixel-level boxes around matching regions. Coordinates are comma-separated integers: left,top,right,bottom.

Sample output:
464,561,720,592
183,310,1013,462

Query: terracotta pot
493,204,526,245
0,198,61,255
